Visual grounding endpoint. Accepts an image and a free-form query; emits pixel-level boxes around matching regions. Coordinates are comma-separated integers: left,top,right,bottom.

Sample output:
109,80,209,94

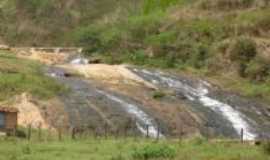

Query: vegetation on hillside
0,0,141,46
0,51,66,100
0,0,269,102
75,0,270,103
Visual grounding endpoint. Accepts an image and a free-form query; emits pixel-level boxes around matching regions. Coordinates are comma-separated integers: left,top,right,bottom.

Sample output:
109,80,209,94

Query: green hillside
0,0,269,102
0,51,66,100
75,0,270,102
0,0,141,46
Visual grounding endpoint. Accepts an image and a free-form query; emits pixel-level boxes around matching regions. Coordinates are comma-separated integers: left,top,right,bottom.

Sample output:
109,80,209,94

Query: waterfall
130,68,257,140
97,90,162,138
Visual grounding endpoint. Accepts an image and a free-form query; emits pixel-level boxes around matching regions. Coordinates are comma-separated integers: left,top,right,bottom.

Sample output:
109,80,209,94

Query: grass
206,73,270,103
0,137,268,160
0,51,67,101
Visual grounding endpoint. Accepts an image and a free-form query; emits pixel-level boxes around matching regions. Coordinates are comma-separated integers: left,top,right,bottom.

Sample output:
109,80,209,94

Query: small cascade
129,68,257,140
97,90,162,138
70,57,89,65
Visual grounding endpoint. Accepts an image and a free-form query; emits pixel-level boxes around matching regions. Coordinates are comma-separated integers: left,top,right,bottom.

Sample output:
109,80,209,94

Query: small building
0,106,18,134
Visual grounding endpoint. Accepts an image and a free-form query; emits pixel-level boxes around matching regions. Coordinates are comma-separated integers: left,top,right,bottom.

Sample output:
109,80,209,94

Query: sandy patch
1,93,68,130
60,64,158,89
0,93,50,129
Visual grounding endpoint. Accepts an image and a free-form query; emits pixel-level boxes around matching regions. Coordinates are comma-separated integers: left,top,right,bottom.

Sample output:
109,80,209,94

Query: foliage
152,90,166,99
230,37,257,62
132,143,176,160
199,0,255,10
262,141,270,155
245,58,270,82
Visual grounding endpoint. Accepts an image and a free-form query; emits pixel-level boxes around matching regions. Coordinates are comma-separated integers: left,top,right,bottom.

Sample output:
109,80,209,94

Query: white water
97,90,162,138
70,58,89,65
137,69,256,140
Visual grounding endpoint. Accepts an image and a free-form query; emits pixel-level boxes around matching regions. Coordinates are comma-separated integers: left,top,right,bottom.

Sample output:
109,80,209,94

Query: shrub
188,44,210,69
129,50,147,65
126,12,164,40
230,37,257,62
245,58,270,82
132,144,176,160
152,90,166,99
262,142,270,155
199,0,255,10
15,128,27,138
74,25,103,53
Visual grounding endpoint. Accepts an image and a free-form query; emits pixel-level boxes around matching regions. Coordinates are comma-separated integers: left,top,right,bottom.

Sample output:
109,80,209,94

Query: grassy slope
0,51,66,101
0,0,269,103
0,138,268,160
0,0,141,46
76,0,270,104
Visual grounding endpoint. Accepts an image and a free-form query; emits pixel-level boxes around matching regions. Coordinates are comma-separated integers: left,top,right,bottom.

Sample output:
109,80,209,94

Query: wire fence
4,121,269,144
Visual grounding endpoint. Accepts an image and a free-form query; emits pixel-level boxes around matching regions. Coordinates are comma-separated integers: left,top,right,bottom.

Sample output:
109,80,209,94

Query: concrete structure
12,47,83,55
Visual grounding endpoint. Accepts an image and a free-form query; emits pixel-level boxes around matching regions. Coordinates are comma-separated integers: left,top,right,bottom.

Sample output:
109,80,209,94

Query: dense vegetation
0,137,269,160
0,0,141,46
0,0,269,102
0,51,66,100
76,0,270,102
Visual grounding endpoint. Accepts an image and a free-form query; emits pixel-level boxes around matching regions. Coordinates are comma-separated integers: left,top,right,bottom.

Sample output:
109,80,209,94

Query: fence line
9,122,270,143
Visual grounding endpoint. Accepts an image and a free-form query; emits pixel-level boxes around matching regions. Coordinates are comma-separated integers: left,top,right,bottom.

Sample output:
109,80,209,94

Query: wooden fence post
146,125,149,138
58,128,62,141
241,128,244,143
104,123,108,139
27,124,32,141
156,123,160,142
38,124,42,141
72,127,76,140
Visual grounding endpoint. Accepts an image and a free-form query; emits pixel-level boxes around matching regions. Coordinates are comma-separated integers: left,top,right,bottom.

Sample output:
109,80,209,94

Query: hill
0,0,269,103
75,0,270,103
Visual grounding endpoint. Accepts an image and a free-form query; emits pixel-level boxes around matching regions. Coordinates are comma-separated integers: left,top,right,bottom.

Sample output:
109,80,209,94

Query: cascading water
45,58,163,138
70,57,89,65
129,68,257,140
97,90,162,138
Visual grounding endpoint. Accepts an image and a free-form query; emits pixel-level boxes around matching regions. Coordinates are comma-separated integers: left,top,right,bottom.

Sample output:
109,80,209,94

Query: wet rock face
44,59,270,139
46,66,163,138
128,67,270,140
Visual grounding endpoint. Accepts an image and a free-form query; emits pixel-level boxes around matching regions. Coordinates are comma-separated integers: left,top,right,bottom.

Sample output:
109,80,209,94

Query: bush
245,58,270,82
152,90,166,99
132,144,176,160
74,25,103,53
15,128,27,138
199,0,255,10
262,142,270,155
189,44,210,69
230,37,257,62
126,12,164,40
